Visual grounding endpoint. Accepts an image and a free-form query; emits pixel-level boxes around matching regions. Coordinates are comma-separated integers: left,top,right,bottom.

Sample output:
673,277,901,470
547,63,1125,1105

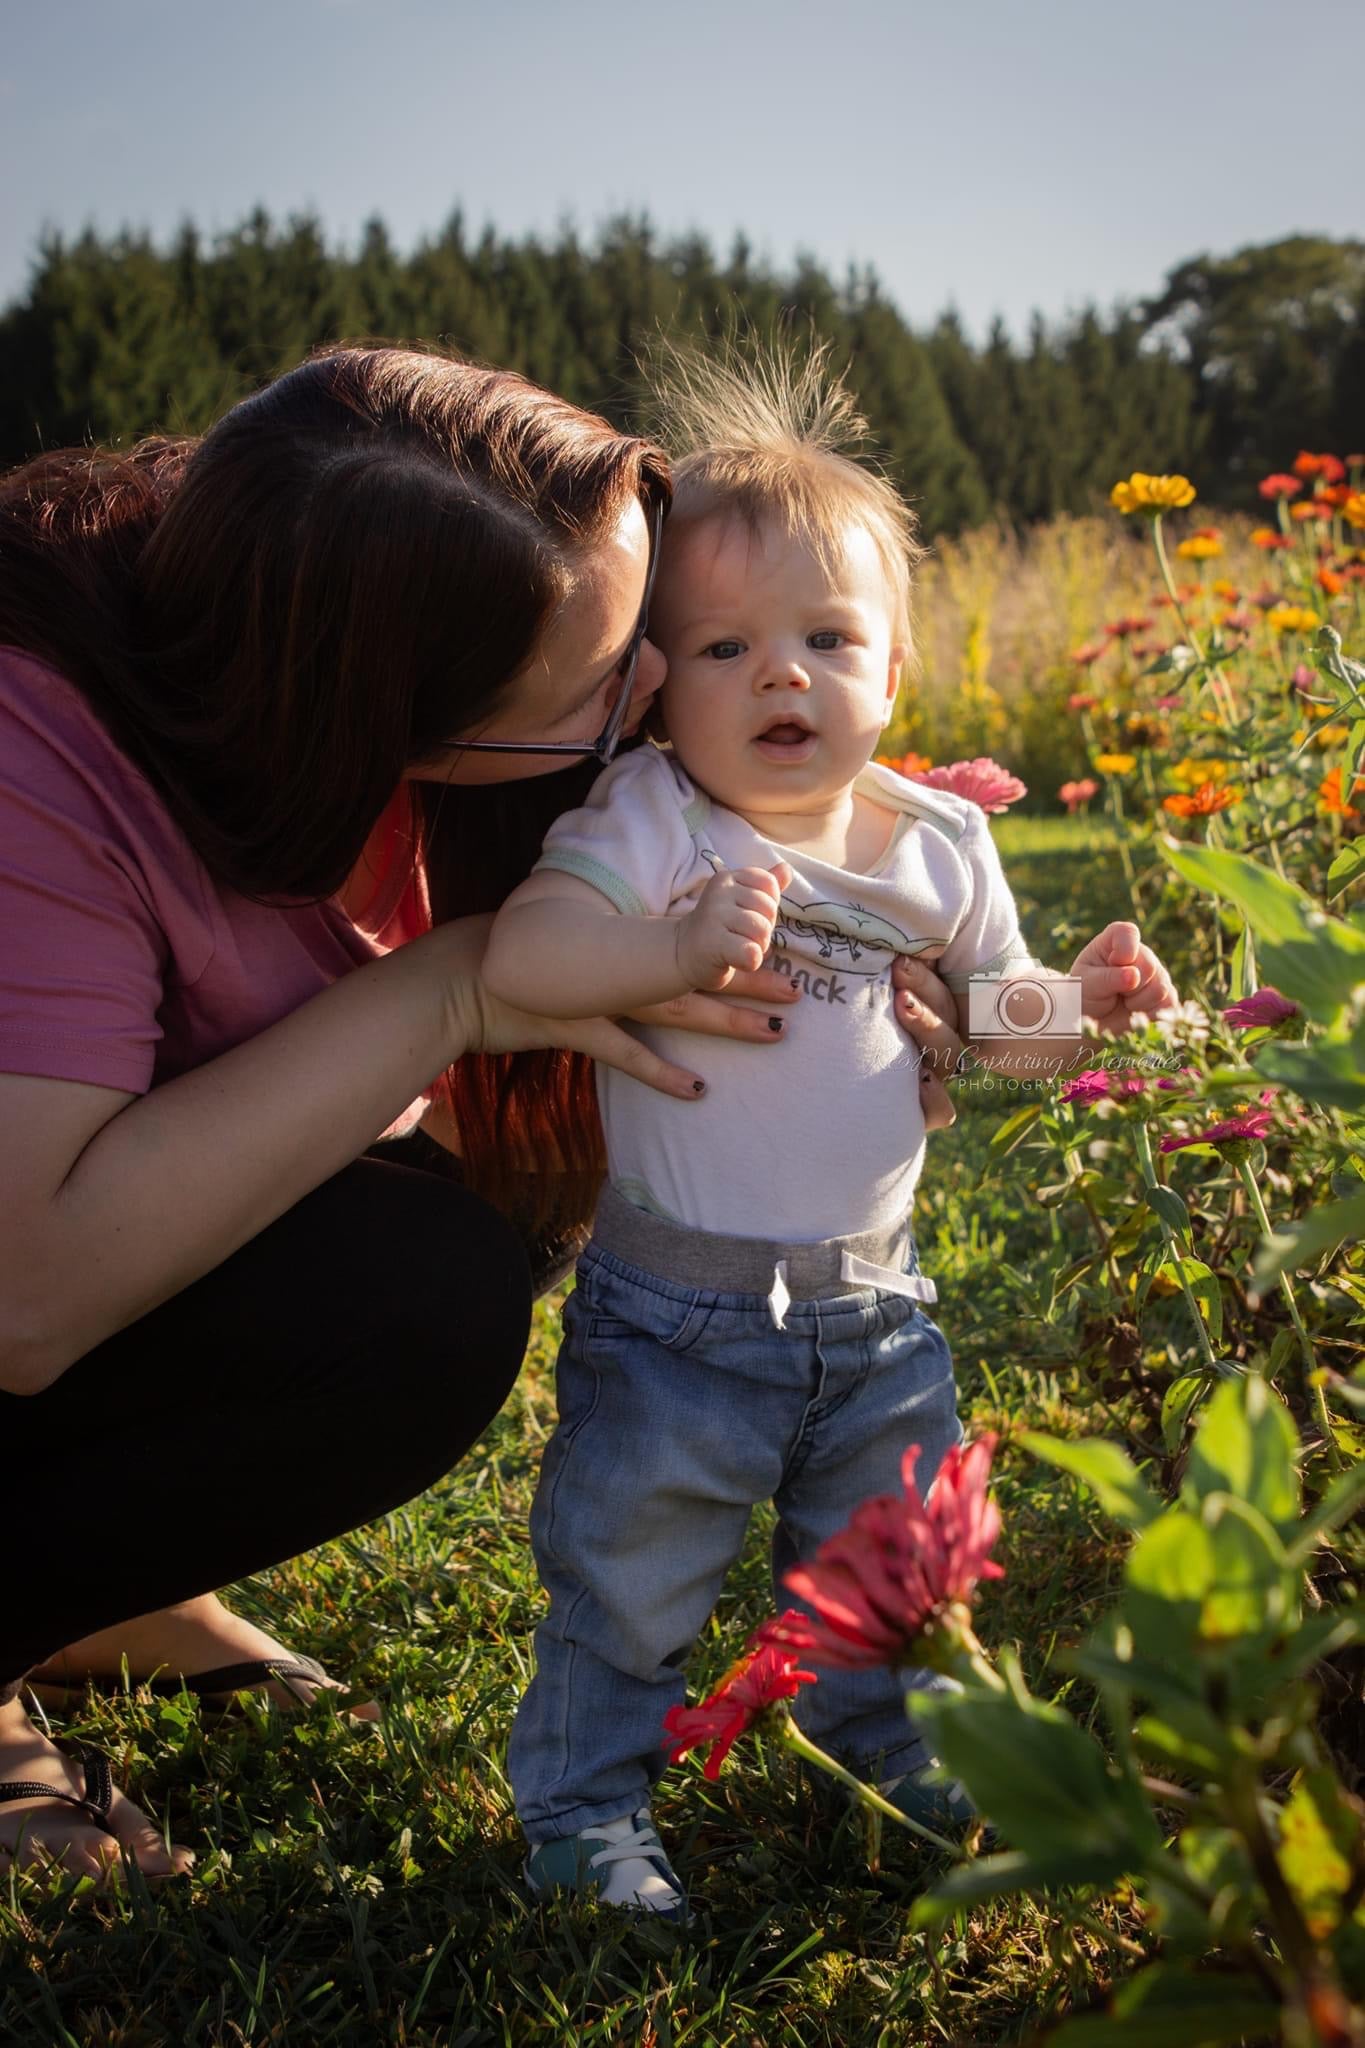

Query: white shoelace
582,1809,682,1912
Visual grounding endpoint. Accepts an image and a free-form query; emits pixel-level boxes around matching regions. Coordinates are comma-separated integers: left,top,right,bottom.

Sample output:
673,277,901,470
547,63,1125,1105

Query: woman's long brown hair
0,344,671,1236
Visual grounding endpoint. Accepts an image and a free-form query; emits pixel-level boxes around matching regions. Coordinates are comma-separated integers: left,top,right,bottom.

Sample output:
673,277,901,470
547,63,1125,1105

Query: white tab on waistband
768,1260,791,1331
839,1251,938,1304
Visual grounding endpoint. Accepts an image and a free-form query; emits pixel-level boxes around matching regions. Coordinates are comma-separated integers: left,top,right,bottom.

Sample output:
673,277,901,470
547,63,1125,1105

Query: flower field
683,452,1365,2044
1,460,1361,2048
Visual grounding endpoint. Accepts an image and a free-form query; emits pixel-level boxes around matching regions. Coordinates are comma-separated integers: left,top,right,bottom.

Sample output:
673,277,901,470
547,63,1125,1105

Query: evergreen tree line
1,209,1361,536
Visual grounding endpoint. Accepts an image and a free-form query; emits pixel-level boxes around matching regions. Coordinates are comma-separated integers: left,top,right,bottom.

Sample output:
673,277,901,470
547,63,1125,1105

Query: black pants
1,1132,550,1698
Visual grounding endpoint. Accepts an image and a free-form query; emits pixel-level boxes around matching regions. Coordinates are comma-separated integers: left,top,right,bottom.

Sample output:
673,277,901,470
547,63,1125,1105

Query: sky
2,0,1361,338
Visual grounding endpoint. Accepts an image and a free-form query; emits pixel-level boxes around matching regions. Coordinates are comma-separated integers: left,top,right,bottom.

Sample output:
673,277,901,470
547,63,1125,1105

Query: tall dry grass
891,511,1277,806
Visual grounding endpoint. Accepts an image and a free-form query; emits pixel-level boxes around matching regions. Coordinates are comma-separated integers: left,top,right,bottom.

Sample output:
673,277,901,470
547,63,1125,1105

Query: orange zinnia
1319,767,1365,820
1250,527,1291,550
1163,782,1242,817
1344,493,1365,532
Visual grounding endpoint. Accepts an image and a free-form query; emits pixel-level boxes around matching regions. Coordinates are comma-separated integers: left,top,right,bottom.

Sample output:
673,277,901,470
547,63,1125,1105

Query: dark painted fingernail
692,1079,706,1093
767,1016,784,1032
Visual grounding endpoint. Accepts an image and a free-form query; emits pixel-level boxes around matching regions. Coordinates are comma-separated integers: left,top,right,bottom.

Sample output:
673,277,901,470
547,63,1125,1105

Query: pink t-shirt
0,646,433,1135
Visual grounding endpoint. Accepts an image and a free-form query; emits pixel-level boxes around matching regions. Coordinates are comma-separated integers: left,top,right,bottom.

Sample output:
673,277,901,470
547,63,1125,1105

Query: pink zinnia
1061,1067,1147,1105
662,1620,816,1779
1159,1105,1275,1153
1060,1068,1114,1105
777,1438,1003,1672
908,757,1027,814
1223,987,1299,1031
1059,777,1099,813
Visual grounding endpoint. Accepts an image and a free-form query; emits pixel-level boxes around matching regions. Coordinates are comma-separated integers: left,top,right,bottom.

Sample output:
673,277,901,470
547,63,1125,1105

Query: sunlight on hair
645,336,924,645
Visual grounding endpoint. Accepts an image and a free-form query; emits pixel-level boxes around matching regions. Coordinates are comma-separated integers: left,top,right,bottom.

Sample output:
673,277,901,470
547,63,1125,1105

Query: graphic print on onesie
533,745,1037,1243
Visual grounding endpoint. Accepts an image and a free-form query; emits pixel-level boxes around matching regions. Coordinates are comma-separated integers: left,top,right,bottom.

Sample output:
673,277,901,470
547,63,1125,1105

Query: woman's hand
891,953,965,1133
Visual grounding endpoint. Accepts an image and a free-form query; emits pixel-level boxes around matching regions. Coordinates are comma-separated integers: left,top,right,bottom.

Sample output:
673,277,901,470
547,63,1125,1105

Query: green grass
1,817,1152,2048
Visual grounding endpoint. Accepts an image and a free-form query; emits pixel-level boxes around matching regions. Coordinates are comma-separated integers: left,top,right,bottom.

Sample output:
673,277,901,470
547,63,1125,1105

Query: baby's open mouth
755,721,814,747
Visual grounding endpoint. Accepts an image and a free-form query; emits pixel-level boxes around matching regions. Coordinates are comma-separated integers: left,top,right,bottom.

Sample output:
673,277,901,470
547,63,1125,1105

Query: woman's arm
0,915,714,1397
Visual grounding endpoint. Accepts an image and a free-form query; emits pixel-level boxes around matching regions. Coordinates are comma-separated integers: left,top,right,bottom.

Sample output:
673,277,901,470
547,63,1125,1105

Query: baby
483,352,1175,1917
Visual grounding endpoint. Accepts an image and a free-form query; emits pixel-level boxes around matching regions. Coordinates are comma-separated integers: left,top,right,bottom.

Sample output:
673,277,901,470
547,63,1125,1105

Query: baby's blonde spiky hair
646,337,924,642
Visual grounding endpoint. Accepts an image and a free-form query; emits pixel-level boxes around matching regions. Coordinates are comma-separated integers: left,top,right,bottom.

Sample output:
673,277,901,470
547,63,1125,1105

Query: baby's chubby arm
482,862,795,1019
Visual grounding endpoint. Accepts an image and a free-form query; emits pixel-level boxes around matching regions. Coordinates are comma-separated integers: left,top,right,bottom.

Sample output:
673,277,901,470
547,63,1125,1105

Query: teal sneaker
524,1808,687,1920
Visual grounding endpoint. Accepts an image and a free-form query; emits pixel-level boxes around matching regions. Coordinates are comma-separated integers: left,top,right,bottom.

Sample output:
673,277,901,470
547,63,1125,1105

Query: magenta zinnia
778,1437,1003,1673
1223,987,1299,1031
1159,1104,1275,1153
662,1620,817,1779
907,757,1027,814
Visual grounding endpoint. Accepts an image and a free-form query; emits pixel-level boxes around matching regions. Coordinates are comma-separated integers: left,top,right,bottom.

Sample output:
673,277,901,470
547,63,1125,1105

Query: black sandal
0,1745,115,1841
27,1653,335,1712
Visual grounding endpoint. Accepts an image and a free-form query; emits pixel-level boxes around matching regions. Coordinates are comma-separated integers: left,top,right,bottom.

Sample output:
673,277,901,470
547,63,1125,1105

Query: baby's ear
884,643,910,720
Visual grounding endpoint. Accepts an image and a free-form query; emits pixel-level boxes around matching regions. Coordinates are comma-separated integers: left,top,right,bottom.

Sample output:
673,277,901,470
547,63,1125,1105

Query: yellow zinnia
1094,752,1137,775
1266,604,1322,634
1169,757,1230,788
1110,472,1197,516
1344,492,1365,531
1176,528,1223,560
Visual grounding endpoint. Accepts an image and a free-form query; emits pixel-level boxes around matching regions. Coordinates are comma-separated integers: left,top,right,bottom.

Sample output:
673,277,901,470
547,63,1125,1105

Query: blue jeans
509,1239,963,1844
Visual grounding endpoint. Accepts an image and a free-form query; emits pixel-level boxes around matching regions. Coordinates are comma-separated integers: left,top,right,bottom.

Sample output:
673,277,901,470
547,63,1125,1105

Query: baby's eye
704,640,745,661
808,631,845,651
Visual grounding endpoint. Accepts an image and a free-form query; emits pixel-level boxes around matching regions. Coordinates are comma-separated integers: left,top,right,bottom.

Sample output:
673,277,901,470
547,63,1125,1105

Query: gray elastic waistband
591,1181,917,1302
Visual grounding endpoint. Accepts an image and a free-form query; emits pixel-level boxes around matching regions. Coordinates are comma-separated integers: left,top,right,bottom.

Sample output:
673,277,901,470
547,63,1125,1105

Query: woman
0,345,965,1882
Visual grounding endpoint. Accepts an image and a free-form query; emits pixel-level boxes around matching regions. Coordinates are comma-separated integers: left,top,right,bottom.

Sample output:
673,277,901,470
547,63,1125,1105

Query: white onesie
535,745,1038,1244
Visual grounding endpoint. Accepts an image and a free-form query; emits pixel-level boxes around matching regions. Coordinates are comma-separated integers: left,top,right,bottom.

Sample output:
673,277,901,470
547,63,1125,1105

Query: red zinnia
1258,474,1302,500
662,1620,817,1779
1293,452,1345,483
779,1438,1004,1672
1105,614,1153,640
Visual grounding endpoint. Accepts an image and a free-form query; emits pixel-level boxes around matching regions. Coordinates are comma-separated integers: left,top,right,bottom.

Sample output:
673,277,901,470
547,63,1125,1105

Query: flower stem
1133,1120,1222,1375
779,1719,960,1856
1237,1161,1342,1472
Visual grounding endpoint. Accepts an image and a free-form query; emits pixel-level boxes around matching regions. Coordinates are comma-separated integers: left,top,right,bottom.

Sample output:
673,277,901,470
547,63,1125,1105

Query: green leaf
910,1681,1161,1870
1327,841,1365,901
1162,1372,1211,1452
1023,1433,1162,1530
1157,1256,1224,1347
988,1101,1045,1156
909,1846,1125,1926
1253,1033,1365,1113
1134,1704,1238,1777
1159,837,1365,1025
1125,1509,1213,1660
1251,1187,1365,1294
1228,921,1256,1003
1044,1963,1280,2047
1287,1458,1365,1565
1278,1770,1363,1940
1183,1375,1300,1535
1146,1184,1192,1244
1199,1494,1295,1640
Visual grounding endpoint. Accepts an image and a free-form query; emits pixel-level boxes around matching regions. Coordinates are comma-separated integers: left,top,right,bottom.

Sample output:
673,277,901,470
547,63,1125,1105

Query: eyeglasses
452,499,664,765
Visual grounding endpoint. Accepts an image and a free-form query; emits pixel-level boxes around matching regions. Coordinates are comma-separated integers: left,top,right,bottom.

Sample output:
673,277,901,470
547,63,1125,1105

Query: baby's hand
1069,920,1179,1032
675,863,793,992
